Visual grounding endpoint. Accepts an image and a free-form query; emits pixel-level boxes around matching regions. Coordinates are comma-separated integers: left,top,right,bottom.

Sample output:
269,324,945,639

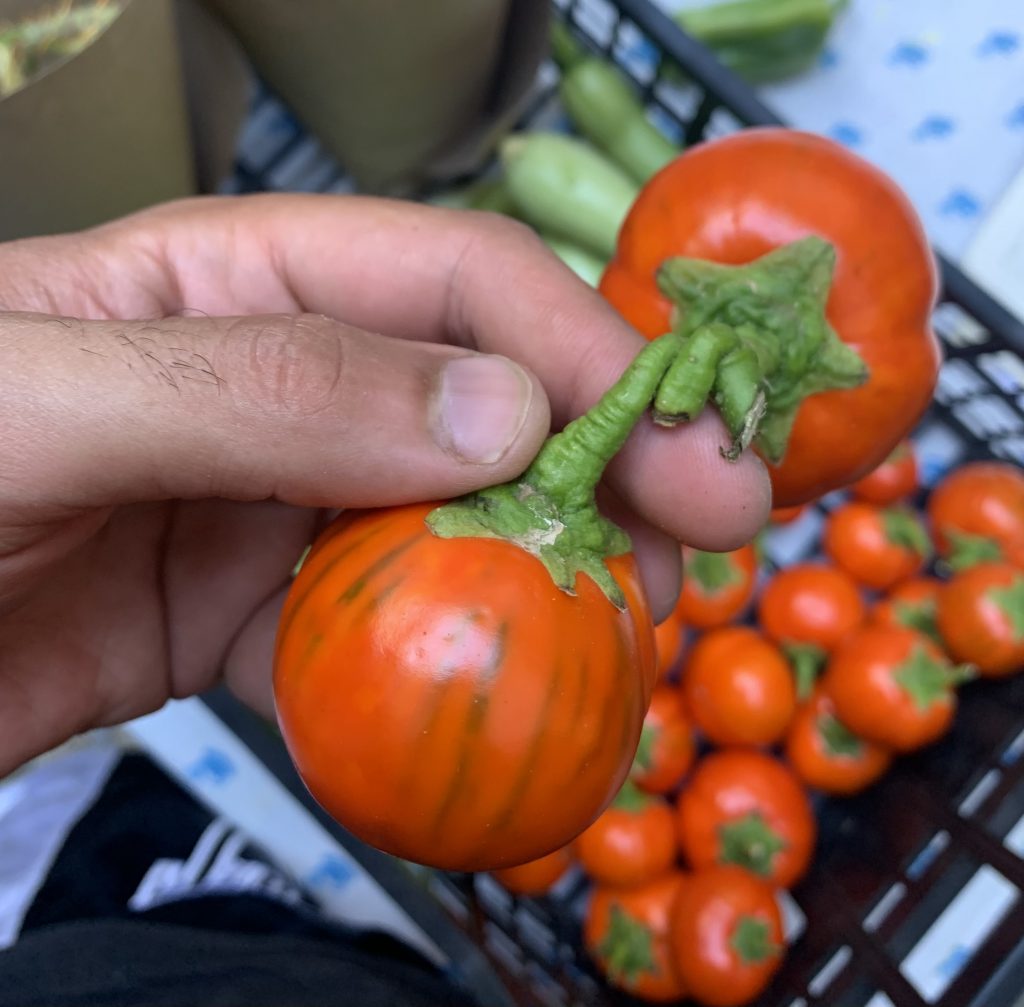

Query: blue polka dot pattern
889,41,930,67
828,122,864,147
978,30,1020,57
913,116,956,142
940,189,982,218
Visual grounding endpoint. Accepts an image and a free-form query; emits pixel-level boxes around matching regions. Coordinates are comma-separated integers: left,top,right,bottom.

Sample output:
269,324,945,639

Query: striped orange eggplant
274,501,655,871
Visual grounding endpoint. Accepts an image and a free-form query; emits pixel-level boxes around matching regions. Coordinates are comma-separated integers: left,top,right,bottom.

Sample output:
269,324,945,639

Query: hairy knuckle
226,314,346,420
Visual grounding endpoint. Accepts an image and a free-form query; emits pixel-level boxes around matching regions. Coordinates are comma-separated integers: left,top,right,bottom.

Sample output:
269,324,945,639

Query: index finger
125,194,773,548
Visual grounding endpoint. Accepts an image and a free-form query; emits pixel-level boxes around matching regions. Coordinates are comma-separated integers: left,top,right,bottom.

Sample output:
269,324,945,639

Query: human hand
0,195,770,775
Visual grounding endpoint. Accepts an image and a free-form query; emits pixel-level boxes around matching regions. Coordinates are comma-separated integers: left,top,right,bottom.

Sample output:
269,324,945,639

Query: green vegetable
549,17,588,72
542,234,606,287
675,0,847,84
560,59,679,184
501,132,639,260
429,175,520,216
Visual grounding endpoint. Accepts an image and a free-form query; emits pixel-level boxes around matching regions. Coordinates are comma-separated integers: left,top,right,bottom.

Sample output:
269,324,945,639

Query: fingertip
611,408,773,554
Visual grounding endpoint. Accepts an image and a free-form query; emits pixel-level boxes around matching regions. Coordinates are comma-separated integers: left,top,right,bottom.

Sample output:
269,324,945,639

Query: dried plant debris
0,1,121,97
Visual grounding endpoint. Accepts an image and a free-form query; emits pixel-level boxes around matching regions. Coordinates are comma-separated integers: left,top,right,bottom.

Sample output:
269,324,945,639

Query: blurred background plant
0,0,120,97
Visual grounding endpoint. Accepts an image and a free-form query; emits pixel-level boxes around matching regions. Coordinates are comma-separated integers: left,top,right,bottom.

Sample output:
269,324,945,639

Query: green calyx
730,915,781,965
893,645,974,711
656,237,867,463
717,811,787,877
945,530,1007,572
611,779,655,814
818,711,864,759
785,643,826,700
882,507,932,558
599,905,659,987
631,724,659,775
688,548,743,595
990,575,1024,640
891,599,941,644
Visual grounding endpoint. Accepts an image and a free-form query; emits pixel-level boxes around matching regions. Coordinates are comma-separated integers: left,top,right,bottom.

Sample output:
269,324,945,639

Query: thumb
1,311,551,511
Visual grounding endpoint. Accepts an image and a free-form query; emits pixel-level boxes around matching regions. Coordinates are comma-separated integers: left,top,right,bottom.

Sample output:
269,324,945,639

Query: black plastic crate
218,2,1024,1006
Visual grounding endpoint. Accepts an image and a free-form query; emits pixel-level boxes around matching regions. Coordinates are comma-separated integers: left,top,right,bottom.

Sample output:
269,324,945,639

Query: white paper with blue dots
663,0,1024,260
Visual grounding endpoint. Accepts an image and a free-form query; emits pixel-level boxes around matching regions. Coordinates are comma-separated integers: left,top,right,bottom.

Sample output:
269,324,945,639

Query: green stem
656,236,867,463
991,575,1024,639
883,506,932,559
686,548,743,595
526,334,682,511
892,599,941,645
718,811,786,877
611,779,655,813
631,723,659,775
428,239,861,604
818,712,864,759
427,334,685,608
944,530,1006,571
785,643,826,700
893,646,974,711
655,323,736,422
599,905,658,987
730,915,781,965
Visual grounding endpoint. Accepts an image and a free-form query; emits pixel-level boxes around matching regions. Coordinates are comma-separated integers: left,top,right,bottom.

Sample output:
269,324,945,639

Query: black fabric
0,918,475,1007
1,751,474,1006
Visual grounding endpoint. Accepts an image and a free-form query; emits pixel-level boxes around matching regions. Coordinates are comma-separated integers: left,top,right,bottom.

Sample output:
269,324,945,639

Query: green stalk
501,132,639,260
428,333,683,608
599,905,658,986
656,237,867,462
559,58,680,184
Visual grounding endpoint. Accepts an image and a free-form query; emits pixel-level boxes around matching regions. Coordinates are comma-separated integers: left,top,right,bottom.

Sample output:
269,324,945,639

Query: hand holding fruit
0,194,769,780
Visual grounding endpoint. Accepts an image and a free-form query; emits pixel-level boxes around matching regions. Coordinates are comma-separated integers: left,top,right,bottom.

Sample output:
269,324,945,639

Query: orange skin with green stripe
273,502,656,872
